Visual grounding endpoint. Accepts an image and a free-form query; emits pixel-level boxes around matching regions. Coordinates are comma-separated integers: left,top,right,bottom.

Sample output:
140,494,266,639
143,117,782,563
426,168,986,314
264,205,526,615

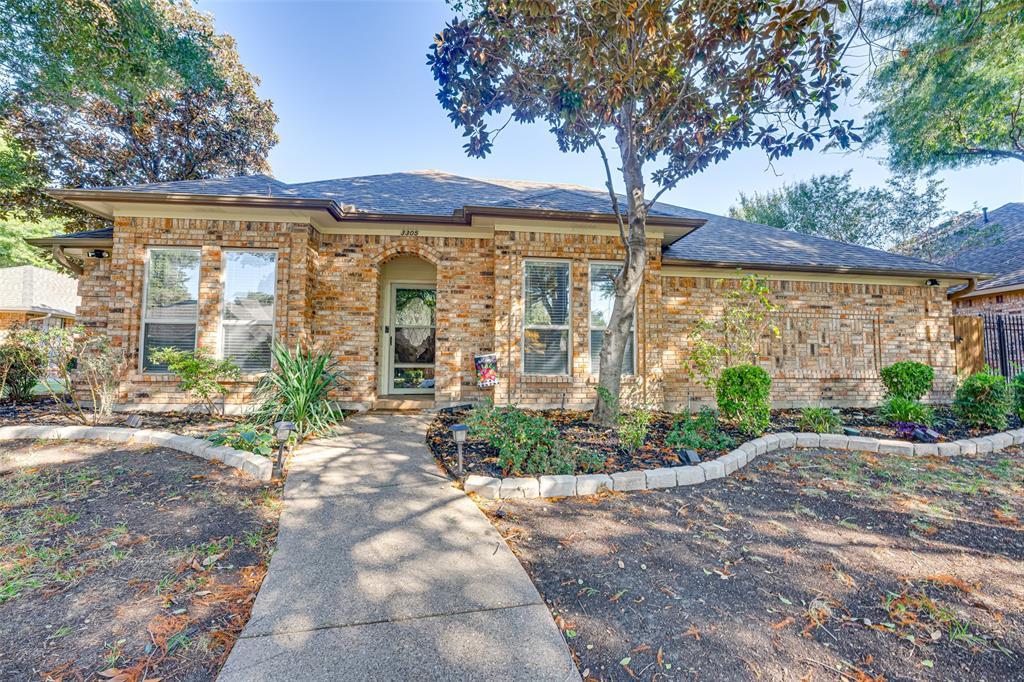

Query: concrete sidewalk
218,413,579,682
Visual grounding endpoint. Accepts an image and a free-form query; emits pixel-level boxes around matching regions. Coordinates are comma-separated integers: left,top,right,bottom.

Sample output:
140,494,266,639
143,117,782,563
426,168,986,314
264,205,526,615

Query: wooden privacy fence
953,316,984,377
954,314,1024,378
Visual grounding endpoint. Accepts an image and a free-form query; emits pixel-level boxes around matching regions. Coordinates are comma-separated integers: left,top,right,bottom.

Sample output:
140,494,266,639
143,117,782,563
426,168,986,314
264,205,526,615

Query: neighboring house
0,265,80,337
28,170,978,412
906,202,1024,316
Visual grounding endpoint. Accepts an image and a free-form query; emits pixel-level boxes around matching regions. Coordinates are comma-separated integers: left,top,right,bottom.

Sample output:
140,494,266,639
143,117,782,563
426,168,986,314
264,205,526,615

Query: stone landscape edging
464,428,1024,500
0,424,273,481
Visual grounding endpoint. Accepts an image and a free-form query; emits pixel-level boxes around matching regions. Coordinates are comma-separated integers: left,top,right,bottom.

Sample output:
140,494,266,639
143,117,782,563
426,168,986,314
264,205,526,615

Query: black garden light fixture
273,420,296,479
450,423,469,475
681,448,701,465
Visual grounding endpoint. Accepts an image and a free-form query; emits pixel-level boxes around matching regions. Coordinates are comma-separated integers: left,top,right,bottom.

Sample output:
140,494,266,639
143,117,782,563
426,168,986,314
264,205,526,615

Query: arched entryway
377,255,438,397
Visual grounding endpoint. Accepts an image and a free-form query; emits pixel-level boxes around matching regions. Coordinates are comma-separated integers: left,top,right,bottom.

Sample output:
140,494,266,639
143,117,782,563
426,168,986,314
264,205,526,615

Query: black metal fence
982,315,1024,377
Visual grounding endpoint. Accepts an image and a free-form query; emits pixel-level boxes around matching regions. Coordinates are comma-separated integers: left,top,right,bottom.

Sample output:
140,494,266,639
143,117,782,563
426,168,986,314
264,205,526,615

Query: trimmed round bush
880,361,934,401
717,364,771,436
1011,371,1024,421
879,395,934,427
953,368,1010,430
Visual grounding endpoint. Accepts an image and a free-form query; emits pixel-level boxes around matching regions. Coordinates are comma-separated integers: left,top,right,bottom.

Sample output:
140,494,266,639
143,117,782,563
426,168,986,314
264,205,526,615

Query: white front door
386,284,436,395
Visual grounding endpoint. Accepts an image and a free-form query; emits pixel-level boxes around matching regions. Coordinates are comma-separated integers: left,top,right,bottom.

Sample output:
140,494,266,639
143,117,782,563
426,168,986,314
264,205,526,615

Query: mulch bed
427,406,1022,479
0,399,243,438
482,445,1024,681
0,439,282,681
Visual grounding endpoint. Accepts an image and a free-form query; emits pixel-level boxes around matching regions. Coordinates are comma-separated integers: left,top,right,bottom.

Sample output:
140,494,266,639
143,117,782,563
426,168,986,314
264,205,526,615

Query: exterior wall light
273,421,296,479
88,249,110,259
450,424,469,476
925,279,940,286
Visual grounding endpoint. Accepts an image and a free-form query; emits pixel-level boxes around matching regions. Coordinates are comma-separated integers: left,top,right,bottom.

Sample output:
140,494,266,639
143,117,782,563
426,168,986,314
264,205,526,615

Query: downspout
50,245,83,276
948,277,977,302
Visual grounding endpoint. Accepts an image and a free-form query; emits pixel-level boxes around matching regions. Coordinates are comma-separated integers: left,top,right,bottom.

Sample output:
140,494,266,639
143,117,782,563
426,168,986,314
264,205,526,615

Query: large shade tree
429,0,858,425
864,0,1024,173
2,2,277,228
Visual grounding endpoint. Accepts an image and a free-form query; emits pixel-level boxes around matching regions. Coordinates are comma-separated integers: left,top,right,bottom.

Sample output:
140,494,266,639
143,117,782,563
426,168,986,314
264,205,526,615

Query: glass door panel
389,286,436,394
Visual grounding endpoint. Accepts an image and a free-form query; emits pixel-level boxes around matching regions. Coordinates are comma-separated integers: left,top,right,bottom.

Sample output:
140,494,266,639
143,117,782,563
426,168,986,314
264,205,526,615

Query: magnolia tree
429,0,857,425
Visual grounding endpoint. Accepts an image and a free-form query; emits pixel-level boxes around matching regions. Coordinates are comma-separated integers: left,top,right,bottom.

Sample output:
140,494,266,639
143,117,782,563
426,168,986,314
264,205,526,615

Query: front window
589,263,635,375
141,248,200,371
523,260,571,375
221,250,277,372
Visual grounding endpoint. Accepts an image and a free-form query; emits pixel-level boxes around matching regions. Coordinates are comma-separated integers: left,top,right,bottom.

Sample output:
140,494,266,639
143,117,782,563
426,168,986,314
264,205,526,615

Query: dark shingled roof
54,170,976,277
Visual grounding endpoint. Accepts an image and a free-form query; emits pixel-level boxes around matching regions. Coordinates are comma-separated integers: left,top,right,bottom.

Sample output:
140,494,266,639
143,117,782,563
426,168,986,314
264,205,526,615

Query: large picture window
589,263,635,375
141,248,200,372
221,250,277,372
523,260,571,375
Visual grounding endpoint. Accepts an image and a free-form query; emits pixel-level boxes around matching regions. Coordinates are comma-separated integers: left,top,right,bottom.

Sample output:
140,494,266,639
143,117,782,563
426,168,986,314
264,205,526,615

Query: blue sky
198,0,1020,217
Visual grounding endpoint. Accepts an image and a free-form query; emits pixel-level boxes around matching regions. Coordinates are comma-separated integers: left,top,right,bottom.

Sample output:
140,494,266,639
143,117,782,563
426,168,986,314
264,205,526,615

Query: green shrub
953,367,1010,430
208,424,276,457
880,361,935,401
1011,371,1024,421
798,407,843,434
879,396,934,426
250,344,347,441
149,347,240,415
716,364,771,436
0,333,45,403
666,408,736,451
617,407,654,456
467,403,601,476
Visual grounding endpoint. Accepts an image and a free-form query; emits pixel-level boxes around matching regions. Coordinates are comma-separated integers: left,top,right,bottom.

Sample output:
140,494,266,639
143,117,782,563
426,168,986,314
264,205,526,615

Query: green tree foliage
2,1,277,228
863,0,1024,172
729,171,947,250
0,214,63,269
429,0,856,425
0,0,220,109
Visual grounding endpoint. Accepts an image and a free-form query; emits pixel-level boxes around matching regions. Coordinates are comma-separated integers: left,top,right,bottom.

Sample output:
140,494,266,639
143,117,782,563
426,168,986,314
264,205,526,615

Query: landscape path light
450,424,469,476
273,421,296,479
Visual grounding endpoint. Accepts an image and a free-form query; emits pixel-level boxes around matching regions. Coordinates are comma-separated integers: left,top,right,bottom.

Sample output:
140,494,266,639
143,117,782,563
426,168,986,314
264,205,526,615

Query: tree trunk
591,136,648,427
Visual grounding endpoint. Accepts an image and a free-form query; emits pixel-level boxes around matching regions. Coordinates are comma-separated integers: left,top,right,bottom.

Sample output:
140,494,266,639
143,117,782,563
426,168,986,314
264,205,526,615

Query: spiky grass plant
250,344,347,441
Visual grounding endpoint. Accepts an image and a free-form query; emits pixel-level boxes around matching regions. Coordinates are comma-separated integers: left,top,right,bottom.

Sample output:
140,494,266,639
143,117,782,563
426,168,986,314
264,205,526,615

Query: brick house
29,170,979,412
0,265,80,337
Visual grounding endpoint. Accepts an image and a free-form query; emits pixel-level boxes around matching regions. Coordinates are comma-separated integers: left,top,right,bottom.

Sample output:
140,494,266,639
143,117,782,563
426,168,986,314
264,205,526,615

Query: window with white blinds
141,248,200,371
523,260,570,375
221,250,277,372
589,263,635,375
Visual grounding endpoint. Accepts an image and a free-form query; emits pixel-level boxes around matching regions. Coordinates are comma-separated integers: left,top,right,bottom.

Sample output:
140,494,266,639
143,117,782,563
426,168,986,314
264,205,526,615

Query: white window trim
522,258,572,376
219,248,278,373
588,261,637,377
140,246,200,374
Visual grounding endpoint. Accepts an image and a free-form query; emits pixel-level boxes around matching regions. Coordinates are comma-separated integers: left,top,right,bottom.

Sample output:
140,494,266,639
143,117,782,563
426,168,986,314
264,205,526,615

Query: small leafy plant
953,367,1010,430
467,403,598,476
666,408,735,451
616,407,654,456
716,364,771,436
149,348,240,415
208,424,276,457
880,395,935,427
0,330,45,403
1010,371,1024,421
880,361,935,401
798,407,843,434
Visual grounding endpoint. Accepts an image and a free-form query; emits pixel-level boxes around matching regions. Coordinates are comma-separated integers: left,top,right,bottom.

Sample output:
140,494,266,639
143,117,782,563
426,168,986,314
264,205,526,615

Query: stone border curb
464,428,1024,500
0,424,273,481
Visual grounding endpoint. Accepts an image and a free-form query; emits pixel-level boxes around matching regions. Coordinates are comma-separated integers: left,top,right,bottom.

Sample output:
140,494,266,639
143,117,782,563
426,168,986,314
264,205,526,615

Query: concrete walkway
218,413,579,682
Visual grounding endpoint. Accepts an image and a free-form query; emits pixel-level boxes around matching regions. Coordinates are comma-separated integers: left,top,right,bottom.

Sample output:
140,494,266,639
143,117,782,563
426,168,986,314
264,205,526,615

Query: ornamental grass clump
716,364,771,436
798,407,843,434
953,367,1010,431
250,343,347,442
880,395,935,427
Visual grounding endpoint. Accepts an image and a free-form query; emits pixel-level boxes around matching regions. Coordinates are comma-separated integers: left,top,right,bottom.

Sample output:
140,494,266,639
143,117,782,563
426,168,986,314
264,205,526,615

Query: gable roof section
40,170,979,280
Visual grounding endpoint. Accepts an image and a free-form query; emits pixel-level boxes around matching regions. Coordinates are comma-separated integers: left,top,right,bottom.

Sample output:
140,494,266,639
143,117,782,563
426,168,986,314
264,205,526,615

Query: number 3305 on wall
400,229,419,237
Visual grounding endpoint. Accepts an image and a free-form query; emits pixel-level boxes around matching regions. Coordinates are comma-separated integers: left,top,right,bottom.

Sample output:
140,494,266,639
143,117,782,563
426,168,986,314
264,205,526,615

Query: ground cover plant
483,444,1024,681
0,439,282,680
428,404,1023,480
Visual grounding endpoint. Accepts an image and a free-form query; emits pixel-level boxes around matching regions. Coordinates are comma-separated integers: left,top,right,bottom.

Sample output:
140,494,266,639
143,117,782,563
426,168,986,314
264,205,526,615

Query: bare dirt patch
482,446,1024,681
0,400,242,438
0,439,282,681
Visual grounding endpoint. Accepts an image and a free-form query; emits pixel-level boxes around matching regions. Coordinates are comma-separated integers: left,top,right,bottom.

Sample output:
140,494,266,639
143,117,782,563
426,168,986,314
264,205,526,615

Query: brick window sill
520,374,574,384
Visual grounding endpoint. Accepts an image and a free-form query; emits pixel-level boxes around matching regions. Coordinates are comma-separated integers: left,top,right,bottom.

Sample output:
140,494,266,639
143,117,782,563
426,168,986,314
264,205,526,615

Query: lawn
481,446,1024,681
0,439,282,681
